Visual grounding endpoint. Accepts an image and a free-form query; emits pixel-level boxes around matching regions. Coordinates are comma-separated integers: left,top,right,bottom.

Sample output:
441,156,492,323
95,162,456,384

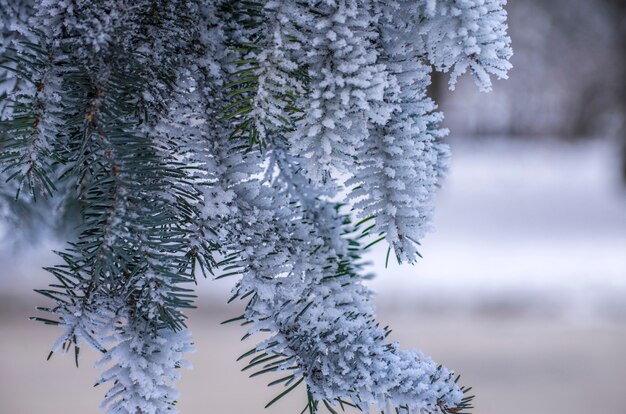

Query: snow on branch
2,0,512,412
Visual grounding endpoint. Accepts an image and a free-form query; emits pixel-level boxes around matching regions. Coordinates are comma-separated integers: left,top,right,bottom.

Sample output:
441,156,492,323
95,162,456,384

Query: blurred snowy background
1,1,625,413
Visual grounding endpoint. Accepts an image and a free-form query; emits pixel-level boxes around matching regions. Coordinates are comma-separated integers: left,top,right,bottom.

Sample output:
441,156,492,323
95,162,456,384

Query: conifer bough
0,1,512,413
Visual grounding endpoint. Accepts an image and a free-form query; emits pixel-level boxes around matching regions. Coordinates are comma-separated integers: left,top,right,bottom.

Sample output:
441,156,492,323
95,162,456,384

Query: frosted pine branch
0,1,512,413
97,317,194,414
417,0,514,91
288,0,392,182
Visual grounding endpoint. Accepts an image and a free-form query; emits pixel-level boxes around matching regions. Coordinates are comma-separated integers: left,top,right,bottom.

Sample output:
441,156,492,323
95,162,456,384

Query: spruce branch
0,1,512,413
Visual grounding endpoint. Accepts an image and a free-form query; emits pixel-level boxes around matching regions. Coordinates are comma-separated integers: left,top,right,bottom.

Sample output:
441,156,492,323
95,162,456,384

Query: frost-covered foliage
97,319,194,414
417,0,513,92
1,0,27,97
287,0,392,183
0,0,80,245
0,1,511,413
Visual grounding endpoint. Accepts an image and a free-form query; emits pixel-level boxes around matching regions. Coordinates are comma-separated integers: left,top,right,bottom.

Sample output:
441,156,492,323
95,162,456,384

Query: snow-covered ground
1,137,625,318
365,137,626,318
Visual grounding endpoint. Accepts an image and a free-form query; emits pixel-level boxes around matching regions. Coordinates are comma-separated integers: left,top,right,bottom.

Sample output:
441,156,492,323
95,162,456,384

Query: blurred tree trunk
429,70,445,110
606,0,626,182
619,10,626,183
617,14,626,183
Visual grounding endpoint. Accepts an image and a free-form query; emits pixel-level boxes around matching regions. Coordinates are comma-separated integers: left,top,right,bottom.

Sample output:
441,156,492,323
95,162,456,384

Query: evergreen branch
0,2,513,413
